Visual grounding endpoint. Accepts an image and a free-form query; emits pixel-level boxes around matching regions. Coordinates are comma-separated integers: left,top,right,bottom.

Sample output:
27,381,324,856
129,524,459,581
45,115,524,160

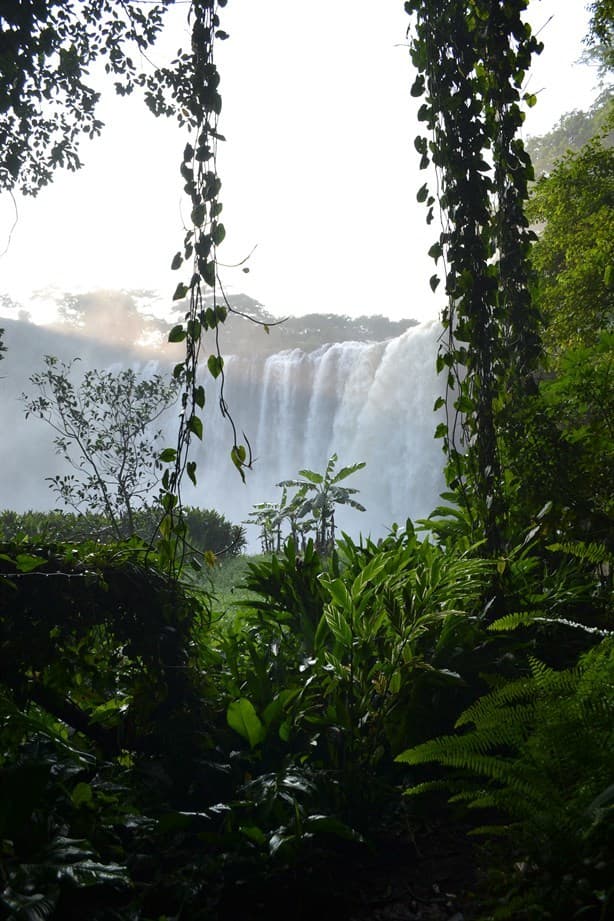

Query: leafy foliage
525,91,613,179
23,357,179,539
245,456,365,556
585,0,614,74
0,539,219,918
218,524,499,818
405,0,543,552
500,334,614,547
1,510,611,918
527,135,614,355
0,0,171,195
157,0,256,546
0,506,246,556
240,454,365,557
3,3,614,918
397,638,614,918
502,118,614,545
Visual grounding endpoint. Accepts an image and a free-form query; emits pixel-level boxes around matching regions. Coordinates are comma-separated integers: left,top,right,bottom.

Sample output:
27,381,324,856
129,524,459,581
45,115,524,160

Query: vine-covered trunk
405,0,543,553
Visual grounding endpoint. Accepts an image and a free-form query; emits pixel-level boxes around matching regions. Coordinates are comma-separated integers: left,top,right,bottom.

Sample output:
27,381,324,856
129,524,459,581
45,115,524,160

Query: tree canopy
0,1,172,195
527,134,614,354
526,91,613,178
23,356,179,538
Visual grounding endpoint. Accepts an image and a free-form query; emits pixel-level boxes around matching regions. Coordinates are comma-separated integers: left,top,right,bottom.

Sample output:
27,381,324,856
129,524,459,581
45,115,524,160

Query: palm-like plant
278,453,366,554
245,501,279,553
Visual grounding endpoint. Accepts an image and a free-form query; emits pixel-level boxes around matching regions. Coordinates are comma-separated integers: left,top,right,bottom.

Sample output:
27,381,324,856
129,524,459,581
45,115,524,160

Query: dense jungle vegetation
1,1,613,919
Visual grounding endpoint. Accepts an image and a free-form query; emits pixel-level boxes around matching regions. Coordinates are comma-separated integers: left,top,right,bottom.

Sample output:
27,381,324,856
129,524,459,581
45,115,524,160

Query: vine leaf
207,354,223,379
172,284,188,302
187,415,203,440
168,325,186,343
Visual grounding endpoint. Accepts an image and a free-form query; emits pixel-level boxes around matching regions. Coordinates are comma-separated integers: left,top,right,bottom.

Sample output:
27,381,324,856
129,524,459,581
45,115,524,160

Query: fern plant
396,637,614,919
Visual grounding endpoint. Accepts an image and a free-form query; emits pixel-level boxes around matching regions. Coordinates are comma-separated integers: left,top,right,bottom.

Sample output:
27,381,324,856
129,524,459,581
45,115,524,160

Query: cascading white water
187,319,447,547
1,316,446,546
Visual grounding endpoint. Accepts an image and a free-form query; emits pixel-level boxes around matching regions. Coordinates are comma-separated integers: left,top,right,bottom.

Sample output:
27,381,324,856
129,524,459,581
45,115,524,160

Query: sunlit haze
0,0,601,327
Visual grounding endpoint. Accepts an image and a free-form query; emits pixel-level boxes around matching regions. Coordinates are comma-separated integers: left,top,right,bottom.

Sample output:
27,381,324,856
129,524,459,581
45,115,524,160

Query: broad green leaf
58,858,130,887
304,815,364,842
232,444,246,464
15,553,46,573
324,604,353,647
320,576,351,609
410,74,425,97
297,469,323,484
71,782,94,809
227,698,265,748
240,825,266,845
187,318,201,340
331,461,366,484
428,241,443,262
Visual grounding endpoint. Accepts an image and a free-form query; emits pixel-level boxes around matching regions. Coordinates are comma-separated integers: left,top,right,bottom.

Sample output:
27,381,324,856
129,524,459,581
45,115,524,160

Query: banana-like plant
277,453,366,554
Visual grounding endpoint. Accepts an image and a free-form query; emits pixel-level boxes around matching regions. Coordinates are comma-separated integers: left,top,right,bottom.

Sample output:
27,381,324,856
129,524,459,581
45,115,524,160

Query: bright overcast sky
0,0,602,325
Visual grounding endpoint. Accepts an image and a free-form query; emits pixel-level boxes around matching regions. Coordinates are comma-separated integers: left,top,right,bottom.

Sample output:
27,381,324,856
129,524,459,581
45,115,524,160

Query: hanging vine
139,0,251,567
148,0,546,565
404,0,543,552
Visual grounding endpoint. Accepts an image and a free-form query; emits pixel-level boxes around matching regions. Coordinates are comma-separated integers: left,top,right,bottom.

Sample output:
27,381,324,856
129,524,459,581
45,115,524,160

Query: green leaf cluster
527,135,614,355
405,0,543,553
248,454,366,556
397,638,614,917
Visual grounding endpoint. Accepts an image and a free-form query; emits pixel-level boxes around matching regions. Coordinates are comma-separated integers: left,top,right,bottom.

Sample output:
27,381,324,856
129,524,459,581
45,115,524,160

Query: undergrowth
0,524,612,919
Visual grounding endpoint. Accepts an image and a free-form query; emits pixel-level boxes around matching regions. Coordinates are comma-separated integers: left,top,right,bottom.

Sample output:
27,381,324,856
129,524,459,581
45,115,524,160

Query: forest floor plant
397,636,614,919
1,518,611,919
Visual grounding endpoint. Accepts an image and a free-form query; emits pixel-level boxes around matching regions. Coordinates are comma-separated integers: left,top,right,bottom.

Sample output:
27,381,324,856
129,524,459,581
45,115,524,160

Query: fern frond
397,726,523,765
456,677,536,727
449,790,498,810
448,788,489,804
487,610,543,632
468,823,513,837
401,779,450,798
528,656,585,697
399,637,614,919
487,611,612,638
547,539,611,565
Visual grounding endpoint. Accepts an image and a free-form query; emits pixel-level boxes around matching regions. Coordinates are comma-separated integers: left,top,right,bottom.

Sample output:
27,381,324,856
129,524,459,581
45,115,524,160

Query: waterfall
189,319,447,548
1,316,446,548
